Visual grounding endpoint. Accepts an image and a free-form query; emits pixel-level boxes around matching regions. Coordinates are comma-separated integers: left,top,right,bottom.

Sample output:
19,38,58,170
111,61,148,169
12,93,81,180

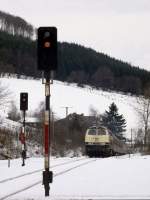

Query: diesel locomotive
85,126,128,157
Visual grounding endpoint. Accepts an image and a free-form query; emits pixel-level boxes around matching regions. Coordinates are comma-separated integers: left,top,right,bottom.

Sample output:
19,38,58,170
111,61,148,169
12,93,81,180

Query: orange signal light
44,41,51,48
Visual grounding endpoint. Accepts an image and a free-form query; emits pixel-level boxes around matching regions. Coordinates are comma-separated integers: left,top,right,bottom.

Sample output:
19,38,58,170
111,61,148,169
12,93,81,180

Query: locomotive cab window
87,128,97,135
97,127,106,135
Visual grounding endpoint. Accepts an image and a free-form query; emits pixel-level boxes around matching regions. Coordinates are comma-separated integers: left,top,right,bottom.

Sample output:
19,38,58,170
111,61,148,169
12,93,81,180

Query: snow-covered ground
0,77,149,199
0,155,150,199
0,77,139,138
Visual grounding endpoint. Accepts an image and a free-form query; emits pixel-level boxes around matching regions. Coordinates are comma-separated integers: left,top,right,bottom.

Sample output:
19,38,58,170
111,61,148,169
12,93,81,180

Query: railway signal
20,93,28,111
37,26,57,196
37,27,57,71
20,93,28,166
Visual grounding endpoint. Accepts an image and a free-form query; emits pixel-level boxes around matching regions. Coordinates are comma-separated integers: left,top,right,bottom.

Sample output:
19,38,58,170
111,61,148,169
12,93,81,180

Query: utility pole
131,128,133,153
61,106,72,150
61,106,72,117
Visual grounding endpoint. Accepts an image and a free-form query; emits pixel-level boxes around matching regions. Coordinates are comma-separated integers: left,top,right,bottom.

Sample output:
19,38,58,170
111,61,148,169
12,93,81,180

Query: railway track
0,157,96,200
0,157,86,184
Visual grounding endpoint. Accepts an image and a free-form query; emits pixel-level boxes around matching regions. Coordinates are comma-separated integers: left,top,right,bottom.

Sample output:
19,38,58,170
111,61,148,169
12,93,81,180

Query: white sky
0,0,150,71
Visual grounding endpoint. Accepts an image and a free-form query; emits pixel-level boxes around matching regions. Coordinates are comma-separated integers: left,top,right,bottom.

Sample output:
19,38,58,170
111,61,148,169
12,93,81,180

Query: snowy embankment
0,77,139,137
0,155,150,199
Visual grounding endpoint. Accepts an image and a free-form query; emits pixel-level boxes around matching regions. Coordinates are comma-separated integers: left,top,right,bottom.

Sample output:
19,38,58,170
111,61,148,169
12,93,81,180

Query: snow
0,155,150,199
0,77,139,138
0,76,149,199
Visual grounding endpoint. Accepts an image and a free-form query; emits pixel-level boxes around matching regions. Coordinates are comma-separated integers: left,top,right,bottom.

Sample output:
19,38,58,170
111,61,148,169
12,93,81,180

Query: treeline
58,42,150,95
0,21,150,95
0,10,34,38
0,30,37,76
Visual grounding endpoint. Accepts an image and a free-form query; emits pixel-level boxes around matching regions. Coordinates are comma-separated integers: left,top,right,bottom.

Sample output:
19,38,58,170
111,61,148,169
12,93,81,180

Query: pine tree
102,102,126,139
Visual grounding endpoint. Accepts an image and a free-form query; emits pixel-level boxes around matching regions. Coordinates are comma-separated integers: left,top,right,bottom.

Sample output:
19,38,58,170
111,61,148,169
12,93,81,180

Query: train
85,125,128,157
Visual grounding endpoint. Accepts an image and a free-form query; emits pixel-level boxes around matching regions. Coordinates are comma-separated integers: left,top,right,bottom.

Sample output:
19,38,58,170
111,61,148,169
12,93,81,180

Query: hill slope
0,29,150,95
0,77,139,138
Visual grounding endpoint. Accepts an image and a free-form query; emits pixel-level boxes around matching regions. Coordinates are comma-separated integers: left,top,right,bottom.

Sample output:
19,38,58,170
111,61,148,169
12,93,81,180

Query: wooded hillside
0,10,150,95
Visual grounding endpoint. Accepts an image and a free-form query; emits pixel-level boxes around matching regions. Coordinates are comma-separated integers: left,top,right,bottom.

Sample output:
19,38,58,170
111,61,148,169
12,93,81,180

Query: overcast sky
0,0,150,71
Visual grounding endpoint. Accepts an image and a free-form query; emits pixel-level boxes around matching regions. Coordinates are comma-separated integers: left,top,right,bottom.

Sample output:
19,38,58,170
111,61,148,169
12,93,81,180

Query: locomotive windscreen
87,126,107,135
87,128,97,135
97,127,106,135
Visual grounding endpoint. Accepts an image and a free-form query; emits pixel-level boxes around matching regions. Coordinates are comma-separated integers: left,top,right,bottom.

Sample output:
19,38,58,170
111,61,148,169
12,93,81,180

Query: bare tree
134,128,144,151
89,106,101,125
89,105,99,117
0,81,15,158
0,82,11,136
0,10,34,39
7,101,20,121
0,81,11,108
135,86,150,148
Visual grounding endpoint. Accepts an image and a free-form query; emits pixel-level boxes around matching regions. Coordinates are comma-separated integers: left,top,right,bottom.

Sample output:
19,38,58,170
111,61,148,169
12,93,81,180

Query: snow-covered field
0,77,149,199
0,155,150,200
0,77,139,138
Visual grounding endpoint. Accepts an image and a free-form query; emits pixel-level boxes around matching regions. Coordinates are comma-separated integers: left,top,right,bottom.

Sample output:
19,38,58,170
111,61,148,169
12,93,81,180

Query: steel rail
0,157,87,184
0,158,96,200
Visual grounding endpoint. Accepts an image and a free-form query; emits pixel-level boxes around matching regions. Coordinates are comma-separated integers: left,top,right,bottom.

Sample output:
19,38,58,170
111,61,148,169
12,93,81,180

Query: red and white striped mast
37,27,57,196
42,72,53,196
